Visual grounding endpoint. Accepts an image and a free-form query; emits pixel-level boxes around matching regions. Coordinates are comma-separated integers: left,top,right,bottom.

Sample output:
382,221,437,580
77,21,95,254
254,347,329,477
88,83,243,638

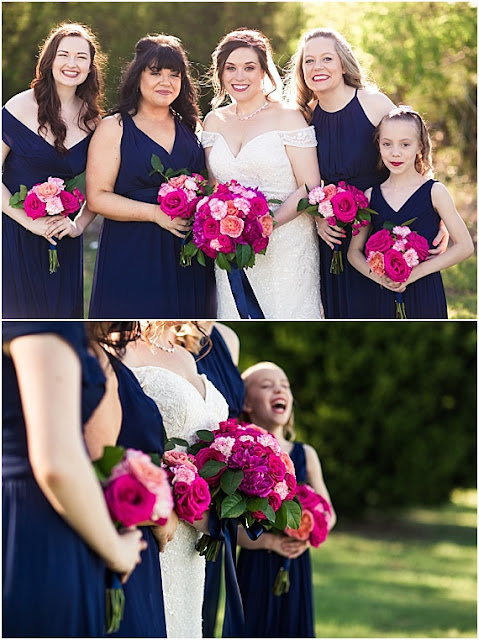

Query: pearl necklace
150,337,176,353
235,101,269,121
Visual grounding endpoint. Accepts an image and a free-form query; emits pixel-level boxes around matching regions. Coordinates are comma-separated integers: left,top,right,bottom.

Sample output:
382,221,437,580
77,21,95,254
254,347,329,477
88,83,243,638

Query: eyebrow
226,61,258,65
57,49,88,54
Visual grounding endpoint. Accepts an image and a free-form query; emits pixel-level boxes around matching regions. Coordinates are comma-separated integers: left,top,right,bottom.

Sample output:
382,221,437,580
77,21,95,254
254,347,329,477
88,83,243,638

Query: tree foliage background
2,1,477,180
227,321,476,516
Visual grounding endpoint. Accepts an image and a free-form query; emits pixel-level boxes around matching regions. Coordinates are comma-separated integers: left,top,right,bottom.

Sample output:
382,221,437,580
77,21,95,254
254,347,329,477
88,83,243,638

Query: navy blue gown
89,113,216,318
106,352,167,637
367,179,448,318
311,89,388,318
2,108,87,319
3,322,107,637
236,443,315,638
197,325,245,638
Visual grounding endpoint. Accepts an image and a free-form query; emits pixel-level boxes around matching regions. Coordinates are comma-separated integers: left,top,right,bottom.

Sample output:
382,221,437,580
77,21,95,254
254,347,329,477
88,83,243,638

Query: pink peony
330,191,358,224
365,228,395,254
383,249,412,282
59,189,81,215
105,474,156,527
220,215,244,238
23,192,47,219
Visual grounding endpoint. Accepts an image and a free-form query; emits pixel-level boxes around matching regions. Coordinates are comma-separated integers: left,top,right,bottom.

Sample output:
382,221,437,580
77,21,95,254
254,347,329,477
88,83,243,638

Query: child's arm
401,182,474,287
304,444,337,530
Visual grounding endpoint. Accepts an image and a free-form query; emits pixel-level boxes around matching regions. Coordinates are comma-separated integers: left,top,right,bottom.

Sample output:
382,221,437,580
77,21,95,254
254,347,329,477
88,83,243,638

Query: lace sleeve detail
278,126,317,148
201,130,218,149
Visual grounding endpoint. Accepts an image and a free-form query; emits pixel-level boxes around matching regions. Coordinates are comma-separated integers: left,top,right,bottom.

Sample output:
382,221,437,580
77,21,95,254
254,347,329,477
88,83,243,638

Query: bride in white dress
203,28,324,319
122,321,228,638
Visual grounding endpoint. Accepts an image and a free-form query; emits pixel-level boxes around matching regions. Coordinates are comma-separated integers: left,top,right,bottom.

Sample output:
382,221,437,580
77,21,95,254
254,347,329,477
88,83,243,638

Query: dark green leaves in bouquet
164,437,190,451
220,468,244,495
297,196,310,212
196,430,215,442
246,497,276,523
9,184,28,208
216,252,232,272
199,459,227,479
93,445,125,481
64,170,86,194
284,499,302,530
221,492,247,518
236,244,253,270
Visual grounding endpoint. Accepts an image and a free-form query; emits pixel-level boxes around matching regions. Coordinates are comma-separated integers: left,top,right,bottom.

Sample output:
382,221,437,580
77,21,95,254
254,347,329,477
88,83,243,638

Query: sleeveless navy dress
106,353,167,637
2,108,88,319
311,90,388,318
3,322,107,637
89,113,216,318
367,179,447,318
236,443,315,638
197,326,245,638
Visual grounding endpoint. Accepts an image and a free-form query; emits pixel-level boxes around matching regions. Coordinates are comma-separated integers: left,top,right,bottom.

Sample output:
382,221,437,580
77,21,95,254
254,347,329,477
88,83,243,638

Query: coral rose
220,215,244,238
285,508,315,540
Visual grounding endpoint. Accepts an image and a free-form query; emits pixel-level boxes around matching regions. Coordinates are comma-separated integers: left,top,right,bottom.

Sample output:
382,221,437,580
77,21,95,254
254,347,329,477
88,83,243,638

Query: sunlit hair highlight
87,322,141,355
241,361,295,441
209,28,278,108
284,28,369,123
31,22,106,156
375,106,434,177
111,34,200,132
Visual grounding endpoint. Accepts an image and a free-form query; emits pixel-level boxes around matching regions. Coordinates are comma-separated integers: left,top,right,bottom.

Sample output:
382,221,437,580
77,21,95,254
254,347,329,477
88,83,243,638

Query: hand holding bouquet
365,220,429,318
9,174,85,273
298,181,377,274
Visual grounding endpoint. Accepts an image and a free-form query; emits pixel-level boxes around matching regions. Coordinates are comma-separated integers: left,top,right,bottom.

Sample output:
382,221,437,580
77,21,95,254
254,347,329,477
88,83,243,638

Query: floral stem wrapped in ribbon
365,219,429,319
273,484,332,596
298,181,377,274
93,446,174,634
9,173,85,273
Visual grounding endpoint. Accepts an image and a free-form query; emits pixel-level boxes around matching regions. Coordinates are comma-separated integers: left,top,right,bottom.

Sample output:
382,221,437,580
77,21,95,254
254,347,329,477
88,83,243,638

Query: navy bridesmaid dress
89,113,216,318
311,89,388,318
3,322,107,637
196,325,245,638
105,352,167,637
367,179,447,318
236,443,315,638
2,108,88,319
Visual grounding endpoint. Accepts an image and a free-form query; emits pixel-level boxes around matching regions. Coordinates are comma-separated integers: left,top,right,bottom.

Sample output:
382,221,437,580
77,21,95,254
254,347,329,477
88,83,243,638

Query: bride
122,321,228,638
203,28,323,319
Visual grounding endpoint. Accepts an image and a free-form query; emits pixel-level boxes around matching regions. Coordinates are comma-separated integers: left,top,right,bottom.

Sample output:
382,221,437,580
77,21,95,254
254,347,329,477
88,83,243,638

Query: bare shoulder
431,180,454,207
303,442,321,464
358,88,396,126
4,89,37,120
93,114,123,139
274,103,309,130
214,322,240,364
203,106,232,132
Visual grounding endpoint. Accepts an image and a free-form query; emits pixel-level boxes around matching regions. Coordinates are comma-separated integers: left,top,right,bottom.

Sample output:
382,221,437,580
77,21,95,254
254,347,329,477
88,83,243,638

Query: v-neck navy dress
366,179,447,318
88,113,216,318
2,108,88,319
311,90,388,318
236,443,315,638
3,322,107,637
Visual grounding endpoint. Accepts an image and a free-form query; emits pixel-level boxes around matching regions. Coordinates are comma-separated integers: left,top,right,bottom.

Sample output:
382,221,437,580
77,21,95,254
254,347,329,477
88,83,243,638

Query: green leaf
220,468,244,495
168,437,190,447
216,252,231,272
297,197,310,211
183,241,198,257
221,493,247,518
402,217,417,227
149,452,163,467
188,442,205,455
64,170,86,193
246,497,269,512
236,244,253,270
284,500,302,530
93,445,125,478
197,250,206,267
164,441,175,451
150,153,164,174
273,503,288,530
196,430,214,442
268,198,283,205
199,459,227,479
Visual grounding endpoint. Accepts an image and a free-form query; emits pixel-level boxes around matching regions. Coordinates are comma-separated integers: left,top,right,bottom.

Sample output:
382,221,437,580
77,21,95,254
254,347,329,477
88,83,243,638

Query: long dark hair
86,322,141,356
31,22,105,156
112,34,200,132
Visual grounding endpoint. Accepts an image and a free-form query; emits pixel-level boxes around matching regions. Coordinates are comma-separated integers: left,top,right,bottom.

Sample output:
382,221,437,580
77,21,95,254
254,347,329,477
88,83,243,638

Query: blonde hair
284,28,369,123
375,106,434,177
174,322,212,358
241,361,295,441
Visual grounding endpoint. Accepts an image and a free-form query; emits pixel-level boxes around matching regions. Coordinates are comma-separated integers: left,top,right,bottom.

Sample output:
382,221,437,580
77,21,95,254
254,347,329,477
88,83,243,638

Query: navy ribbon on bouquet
209,512,245,637
227,264,264,319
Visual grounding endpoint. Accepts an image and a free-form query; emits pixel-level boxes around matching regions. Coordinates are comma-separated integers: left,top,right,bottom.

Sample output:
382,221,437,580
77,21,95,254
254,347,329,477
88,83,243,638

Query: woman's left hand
428,219,449,258
45,215,81,240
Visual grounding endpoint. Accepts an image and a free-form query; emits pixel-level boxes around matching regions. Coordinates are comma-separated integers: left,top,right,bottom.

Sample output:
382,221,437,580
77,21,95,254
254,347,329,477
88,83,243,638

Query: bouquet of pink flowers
365,220,429,318
9,174,85,273
161,449,211,525
298,181,377,274
274,484,332,596
189,419,302,561
181,180,276,272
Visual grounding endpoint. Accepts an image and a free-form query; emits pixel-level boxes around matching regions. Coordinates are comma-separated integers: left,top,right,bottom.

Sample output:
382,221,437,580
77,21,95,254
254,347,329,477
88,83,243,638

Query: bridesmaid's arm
44,204,97,240
85,116,188,238
8,333,146,582
237,526,309,558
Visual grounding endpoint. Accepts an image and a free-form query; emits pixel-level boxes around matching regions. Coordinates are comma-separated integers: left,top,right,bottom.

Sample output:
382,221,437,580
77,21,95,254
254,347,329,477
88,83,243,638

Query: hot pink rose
248,195,269,217
267,491,283,512
252,236,269,253
331,191,358,223
202,218,221,241
194,447,227,485
366,229,395,255
310,512,330,547
105,474,156,527
406,231,430,261
72,188,85,204
59,189,81,215
160,189,190,219
23,192,46,219
173,477,211,524
259,214,274,236
220,215,244,238
383,249,412,282
211,235,236,254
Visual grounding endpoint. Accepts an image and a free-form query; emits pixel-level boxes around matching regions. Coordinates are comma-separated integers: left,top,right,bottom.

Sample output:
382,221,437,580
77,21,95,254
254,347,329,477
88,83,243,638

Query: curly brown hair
31,22,106,156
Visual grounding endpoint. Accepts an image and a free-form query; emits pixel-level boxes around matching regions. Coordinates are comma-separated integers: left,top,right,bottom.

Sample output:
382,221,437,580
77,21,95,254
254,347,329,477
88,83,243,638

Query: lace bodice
131,366,228,638
202,127,323,319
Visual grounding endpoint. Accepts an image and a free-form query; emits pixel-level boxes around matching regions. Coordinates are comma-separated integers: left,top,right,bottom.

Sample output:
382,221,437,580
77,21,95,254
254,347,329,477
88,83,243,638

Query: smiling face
302,36,345,94
222,46,265,103
378,118,422,175
51,35,91,88
243,364,293,431
139,66,182,109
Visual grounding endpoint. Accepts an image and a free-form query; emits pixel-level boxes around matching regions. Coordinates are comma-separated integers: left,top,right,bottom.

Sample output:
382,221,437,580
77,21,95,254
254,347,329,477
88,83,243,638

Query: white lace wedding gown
202,127,324,319
131,366,228,638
